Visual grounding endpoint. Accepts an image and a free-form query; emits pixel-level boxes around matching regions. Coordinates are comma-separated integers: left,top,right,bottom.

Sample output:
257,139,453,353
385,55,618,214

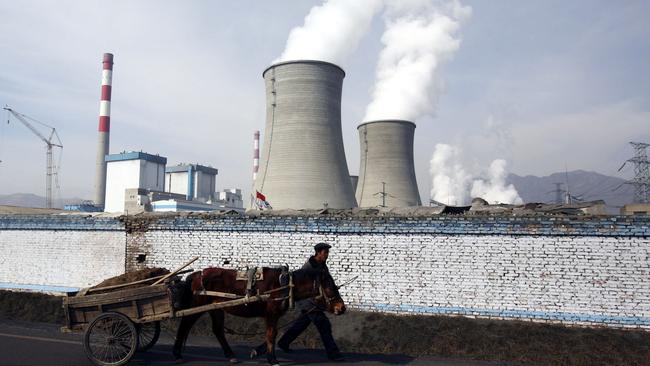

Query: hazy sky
0,0,648,202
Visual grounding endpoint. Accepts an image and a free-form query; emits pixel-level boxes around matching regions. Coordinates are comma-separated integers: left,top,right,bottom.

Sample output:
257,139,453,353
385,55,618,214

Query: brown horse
172,265,346,365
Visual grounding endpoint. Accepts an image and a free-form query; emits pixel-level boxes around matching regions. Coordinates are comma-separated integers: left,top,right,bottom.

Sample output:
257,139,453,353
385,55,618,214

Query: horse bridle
313,275,341,307
318,283,336,307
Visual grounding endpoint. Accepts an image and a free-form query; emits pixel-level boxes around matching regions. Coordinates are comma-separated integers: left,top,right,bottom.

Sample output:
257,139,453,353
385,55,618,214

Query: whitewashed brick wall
0,229,125,289
134,230,650,329
1,214,648,329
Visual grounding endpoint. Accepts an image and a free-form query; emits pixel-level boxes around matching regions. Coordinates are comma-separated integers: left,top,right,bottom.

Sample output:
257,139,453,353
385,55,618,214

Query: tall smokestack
254,60,357,209
356,120,421,207
94,53,113,207
253,130,260,181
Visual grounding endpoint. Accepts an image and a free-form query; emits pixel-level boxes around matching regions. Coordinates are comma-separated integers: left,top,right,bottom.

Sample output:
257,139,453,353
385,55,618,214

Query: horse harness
194,266,296,309
193,266,342,310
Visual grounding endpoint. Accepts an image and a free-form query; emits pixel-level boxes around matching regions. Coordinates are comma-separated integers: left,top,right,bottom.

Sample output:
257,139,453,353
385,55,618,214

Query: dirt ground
1,290,648,366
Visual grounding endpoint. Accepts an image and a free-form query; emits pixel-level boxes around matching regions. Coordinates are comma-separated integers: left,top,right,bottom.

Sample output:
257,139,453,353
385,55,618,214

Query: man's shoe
277,342,292,353
328,352,345,362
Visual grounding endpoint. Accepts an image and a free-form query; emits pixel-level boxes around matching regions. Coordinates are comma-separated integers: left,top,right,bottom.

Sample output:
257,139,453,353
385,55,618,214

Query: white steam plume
430,143,523,206
277,0,383,65
364,0,471,121
471,160,523,205
429,143,471,205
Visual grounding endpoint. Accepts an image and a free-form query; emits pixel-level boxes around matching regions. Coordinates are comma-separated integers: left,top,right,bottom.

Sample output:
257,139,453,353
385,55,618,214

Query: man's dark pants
278,310,340,357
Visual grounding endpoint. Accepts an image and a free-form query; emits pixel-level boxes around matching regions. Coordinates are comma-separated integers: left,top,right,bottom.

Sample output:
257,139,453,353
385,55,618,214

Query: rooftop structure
217,188,244,210
165,163,218,202
621,203,650,216
152,188,244,213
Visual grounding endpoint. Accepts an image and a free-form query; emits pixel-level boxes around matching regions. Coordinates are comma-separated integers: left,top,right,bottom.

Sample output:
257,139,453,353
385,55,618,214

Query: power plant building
165,164,218,202
104,151,167,212
254,60,357,209
218,188,244,209
152,188,244,213
356,120,421,207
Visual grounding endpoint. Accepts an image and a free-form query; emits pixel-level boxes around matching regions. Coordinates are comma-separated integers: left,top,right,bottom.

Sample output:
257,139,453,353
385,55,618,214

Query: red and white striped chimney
253,130,260,181
94,53,113,207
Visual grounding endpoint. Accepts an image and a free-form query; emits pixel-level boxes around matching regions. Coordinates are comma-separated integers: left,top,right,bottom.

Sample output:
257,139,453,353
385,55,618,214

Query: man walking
277,242,345,361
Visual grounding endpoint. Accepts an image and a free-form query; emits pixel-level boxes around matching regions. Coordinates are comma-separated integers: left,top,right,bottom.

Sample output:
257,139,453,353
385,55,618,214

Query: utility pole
373,182,388,207
564,167,572,204
621,142,649,203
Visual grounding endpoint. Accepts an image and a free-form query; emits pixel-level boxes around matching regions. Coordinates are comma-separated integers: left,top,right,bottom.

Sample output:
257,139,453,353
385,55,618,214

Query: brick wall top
0,215,124,231
133,214,650,237
1,213,648,236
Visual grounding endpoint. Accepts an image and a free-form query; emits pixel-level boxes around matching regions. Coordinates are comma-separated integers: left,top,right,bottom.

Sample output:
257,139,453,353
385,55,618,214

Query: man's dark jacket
299,255,330,311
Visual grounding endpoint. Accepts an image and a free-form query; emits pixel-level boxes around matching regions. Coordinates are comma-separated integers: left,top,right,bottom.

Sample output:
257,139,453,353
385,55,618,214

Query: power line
372,182,413,207
576,164,632,199
545,182,565,204
580,181,627,200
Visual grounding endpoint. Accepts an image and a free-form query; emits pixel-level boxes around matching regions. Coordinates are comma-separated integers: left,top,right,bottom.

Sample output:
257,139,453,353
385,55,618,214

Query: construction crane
3,106,63,208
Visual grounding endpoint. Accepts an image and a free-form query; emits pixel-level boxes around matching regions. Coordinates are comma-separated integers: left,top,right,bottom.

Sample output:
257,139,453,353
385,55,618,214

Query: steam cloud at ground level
430,143,523,206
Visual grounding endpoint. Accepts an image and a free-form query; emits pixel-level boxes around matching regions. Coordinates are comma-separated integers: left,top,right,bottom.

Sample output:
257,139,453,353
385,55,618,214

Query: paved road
0,319,518,366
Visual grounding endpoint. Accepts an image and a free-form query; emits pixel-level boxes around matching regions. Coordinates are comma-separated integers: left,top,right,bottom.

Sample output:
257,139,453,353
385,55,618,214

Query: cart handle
151,257,199,286
85,269,194,294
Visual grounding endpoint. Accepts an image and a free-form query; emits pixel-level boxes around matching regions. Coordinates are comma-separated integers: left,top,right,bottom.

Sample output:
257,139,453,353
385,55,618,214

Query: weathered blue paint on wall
1,214,649,236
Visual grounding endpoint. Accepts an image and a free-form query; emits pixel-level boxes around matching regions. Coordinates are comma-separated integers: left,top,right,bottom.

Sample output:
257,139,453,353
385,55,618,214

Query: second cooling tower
356,120,421,207
254,60,357,209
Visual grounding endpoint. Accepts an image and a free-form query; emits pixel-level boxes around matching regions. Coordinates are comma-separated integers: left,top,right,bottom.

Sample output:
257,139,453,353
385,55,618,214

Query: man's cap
314,242,332,251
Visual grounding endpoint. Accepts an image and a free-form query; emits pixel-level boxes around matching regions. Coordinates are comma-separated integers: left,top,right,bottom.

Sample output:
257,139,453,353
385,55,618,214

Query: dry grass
341,312,650,366
0,290,64,323
163,310,650,366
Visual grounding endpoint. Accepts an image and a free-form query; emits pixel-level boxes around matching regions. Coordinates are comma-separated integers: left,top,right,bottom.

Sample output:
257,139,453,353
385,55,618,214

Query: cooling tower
350,175,359,194
356,120,421,207
254,60,357,209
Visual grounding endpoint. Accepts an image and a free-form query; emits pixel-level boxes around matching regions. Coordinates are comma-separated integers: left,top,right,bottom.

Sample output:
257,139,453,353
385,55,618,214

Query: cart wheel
136,321,160,352
83,312,137,366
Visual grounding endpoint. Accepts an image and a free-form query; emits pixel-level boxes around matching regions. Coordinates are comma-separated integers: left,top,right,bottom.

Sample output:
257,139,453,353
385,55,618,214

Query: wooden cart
62,259,270,366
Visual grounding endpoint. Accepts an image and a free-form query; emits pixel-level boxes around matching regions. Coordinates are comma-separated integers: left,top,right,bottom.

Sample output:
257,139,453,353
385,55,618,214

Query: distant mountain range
0,193,87,209
507,170,634,210
1,170,635,213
